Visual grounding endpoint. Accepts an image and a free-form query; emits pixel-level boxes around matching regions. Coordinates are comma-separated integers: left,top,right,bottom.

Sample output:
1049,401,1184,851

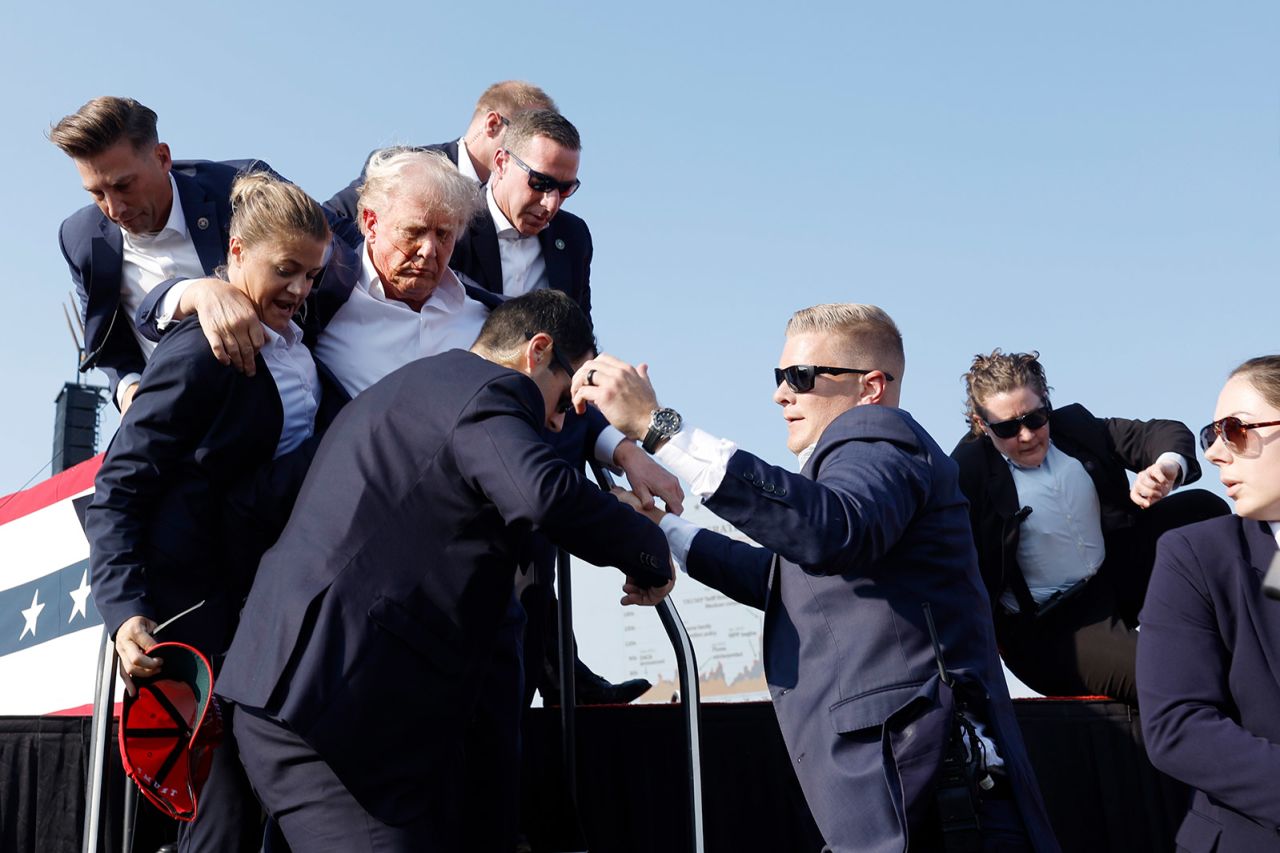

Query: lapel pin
555,238,565,250
196,217,210,230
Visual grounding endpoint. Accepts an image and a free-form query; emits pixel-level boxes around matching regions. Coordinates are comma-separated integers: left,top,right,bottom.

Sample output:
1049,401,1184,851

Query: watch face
654,408,682,434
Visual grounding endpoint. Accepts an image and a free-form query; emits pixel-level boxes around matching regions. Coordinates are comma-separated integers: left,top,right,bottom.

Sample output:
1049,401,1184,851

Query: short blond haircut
786,303,905,380
473,81,556,119
356,148,484,236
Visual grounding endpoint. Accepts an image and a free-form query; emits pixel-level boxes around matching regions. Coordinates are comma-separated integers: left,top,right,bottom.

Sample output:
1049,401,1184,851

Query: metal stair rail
553,462,704,852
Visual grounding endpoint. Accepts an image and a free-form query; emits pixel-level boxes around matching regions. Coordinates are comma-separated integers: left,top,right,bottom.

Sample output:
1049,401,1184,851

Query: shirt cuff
115,374,142,410
659,512,700,574
1155,451,1188,486
594,425,626,469
654,426,736,500
155,279,193,330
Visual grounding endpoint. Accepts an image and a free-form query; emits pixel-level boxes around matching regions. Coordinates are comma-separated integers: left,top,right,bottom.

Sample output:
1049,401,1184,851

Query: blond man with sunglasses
951,350,1228,706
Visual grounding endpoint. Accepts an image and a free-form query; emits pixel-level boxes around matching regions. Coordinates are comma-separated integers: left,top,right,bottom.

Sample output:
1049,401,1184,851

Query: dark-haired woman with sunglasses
950,349,1227,704
1138,356,1280,852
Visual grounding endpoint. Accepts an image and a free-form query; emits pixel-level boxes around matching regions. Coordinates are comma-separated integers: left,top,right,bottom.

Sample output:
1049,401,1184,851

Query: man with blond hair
574,303,1060,852
326,80,556,220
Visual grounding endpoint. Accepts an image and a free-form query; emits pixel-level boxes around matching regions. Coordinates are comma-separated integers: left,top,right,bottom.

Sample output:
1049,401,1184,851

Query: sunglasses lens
786,366,815,393
1198,423,1217,452
1222,417,1248,452
1022,410,1049,431
989,421,1021,439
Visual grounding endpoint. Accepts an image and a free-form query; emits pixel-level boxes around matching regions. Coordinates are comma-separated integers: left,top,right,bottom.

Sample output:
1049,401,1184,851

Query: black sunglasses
1199,416,1280,453
773,364,895,394
983,405,1051,439
504,149,581,198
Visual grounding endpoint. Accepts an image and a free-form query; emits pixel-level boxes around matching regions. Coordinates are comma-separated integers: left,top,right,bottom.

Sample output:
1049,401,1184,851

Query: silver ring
586,369,597,387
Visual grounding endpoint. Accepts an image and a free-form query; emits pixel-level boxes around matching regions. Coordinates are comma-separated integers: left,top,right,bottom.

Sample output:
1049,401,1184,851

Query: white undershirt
486,185,548,297
116,174,204,405
456,138,481,183
258,320,320,457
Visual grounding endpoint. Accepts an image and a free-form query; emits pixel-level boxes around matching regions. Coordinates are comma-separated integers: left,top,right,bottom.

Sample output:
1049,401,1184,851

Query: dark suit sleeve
452,374,671,587
85,326,242,634
60,221,143,401
705,430,931,576
686,529,773,610
1103,414,1201,484
1137,529,1280,824
134,277,187,342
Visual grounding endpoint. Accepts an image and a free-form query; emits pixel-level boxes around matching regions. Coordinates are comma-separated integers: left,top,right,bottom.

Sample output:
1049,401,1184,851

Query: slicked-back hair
503,110,581,158
356,147,484,237
48,96,159,159
473,289,597,367
962,350,1052,435
1230,355,1280,410
229,173,329,251
785,303,905,382
474,80,557,118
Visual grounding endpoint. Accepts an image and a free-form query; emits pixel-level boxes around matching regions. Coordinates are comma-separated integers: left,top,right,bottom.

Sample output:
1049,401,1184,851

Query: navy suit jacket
59,159,272,401
216,349,671,826
85,317,320,655
686,405,1059,853
1138,515,1280,852
952,403,1200,612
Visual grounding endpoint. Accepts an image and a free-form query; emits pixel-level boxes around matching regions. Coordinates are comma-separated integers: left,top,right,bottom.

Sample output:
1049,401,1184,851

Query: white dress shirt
115,174,204,405
258,320,321,457
486,186,548,297
312,245,492,398
456,138,481,183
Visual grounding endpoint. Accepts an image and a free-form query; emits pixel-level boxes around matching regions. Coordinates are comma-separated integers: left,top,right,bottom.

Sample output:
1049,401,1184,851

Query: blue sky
2,2,1277,498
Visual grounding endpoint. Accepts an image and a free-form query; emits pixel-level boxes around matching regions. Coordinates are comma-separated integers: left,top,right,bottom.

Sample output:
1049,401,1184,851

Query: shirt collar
796,443,817,470
456,138,482,184
261,320,304,349
486,184,524,241
359,241,466,311
1270,521,1280,550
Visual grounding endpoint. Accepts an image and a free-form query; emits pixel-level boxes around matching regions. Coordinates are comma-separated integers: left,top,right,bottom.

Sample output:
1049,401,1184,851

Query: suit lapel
980,438,1022,519
459,213,503,295
1243,518,1280,581
174,171,225,274
538,223,570,295
82,216,124,361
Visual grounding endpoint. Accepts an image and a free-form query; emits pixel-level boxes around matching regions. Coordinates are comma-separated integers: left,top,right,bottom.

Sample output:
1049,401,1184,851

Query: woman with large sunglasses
950,350,1227,705
1138,356,1280,852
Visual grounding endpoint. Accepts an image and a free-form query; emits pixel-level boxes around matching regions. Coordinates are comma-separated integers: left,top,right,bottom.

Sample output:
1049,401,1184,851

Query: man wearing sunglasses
951,350,1228,706
325,80,556,221
447,109,592,313
573,304,1059,852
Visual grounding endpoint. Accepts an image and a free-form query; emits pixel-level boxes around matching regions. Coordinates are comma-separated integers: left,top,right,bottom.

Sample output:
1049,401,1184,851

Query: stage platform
1,699,1186,853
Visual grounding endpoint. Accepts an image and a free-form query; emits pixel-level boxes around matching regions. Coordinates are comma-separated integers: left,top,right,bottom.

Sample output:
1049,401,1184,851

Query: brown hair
962,350,1051,435
1229,355,1280,410
48,96,159,159
473,81,557,119
503,110,581,157
229,173,329,251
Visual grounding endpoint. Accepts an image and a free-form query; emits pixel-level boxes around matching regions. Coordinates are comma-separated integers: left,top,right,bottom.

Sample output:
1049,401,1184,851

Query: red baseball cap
117,642,223,821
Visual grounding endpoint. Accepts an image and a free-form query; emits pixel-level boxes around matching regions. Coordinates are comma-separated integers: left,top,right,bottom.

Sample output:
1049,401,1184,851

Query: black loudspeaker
52,383,105,474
